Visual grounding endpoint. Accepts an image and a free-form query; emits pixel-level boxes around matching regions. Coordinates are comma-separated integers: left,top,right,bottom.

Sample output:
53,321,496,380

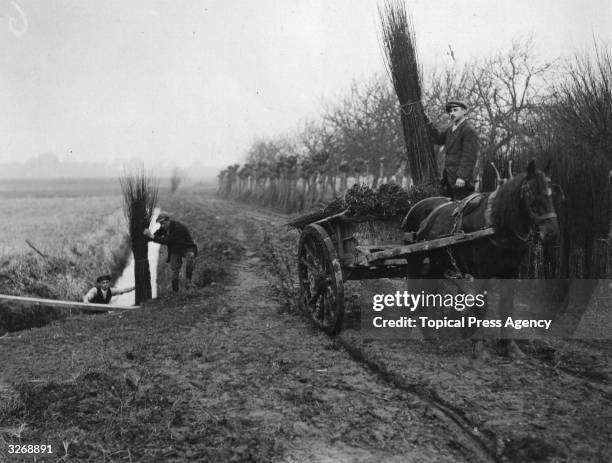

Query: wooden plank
375,258,409,266
356,245,399,252
365,228,496,263
0,294,139,312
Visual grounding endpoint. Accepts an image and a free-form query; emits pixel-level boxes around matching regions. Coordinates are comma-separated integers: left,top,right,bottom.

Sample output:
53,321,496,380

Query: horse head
492,159,560,244
520,159,560,242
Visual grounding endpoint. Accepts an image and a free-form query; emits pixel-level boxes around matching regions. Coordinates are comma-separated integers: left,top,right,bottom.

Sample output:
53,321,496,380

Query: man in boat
143,211,197,292
83,275,135,304
425,100,479,200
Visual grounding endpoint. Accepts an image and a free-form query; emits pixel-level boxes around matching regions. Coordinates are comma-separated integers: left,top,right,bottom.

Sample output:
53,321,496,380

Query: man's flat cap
96,275,112,283
445,100,468,112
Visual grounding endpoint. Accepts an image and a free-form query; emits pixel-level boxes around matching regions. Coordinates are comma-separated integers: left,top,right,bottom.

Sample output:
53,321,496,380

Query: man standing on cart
425,100,479,200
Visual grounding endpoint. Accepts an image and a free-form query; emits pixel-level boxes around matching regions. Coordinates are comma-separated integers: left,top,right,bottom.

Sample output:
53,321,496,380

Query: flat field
0,179,133,330
0,178,125,256
0,196,124,257
0,178,123,199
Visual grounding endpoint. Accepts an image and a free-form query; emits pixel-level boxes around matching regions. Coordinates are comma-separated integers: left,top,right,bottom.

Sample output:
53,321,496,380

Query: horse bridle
520,180,558,225
488,176,559,248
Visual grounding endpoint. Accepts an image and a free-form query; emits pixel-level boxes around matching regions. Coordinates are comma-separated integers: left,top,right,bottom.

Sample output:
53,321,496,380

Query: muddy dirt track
1,191,611,462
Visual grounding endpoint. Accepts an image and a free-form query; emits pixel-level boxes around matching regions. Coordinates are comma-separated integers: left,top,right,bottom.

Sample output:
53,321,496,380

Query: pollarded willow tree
119,168,158,305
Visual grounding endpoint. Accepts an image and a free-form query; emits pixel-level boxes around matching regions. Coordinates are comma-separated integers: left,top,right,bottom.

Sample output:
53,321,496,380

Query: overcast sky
0,0,610,176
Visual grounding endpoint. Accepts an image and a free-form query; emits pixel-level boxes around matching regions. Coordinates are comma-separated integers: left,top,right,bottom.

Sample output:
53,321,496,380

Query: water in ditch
112,208,161,306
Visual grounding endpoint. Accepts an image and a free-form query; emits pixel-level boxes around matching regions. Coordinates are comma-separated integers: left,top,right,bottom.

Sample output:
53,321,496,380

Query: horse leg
470,279,495,360
498,279,526,359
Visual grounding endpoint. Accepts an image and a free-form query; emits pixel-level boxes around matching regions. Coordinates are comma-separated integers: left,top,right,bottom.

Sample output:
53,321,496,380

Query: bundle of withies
288,182,440,229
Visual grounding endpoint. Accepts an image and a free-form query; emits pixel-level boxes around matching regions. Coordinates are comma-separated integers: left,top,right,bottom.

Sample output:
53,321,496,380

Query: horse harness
445,193,493,276
520,179,558,225
415,192,494,241
449,190,525,250
451,192,489,234
414,176,558,277
449,177,558,249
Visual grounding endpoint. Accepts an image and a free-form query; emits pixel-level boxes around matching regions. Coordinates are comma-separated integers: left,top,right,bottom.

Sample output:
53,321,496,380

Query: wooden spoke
299,257,319,274
297,224,344,334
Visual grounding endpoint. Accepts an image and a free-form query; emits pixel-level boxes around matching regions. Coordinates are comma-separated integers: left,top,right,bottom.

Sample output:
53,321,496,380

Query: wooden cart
295,210,495,334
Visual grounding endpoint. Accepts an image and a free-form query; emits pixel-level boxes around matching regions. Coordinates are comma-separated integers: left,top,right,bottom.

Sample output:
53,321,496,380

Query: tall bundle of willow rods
119,169,158,304
378,0,438,184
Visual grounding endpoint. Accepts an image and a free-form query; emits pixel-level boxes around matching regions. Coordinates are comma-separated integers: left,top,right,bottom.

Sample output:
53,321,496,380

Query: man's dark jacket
428,119,479,185
151,220,197,262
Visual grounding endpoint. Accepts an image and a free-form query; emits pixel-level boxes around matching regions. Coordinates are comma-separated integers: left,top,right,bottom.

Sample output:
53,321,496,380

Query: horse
402,159,560,359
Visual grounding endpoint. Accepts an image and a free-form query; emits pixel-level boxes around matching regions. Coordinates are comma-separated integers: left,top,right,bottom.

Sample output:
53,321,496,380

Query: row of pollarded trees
218,75,412,212
219,39,612,282
217,150,412,212
217,74,425,211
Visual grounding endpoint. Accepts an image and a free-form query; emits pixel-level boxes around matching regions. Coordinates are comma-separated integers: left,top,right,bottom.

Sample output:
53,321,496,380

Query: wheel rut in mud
224,196,611,462
221,203,497,462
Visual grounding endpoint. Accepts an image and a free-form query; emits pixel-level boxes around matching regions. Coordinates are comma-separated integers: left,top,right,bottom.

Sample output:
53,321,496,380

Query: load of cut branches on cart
287,182,439,229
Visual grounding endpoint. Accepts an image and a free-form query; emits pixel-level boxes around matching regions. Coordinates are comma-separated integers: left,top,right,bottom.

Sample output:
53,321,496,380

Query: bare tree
554,44,612,153
299,119,339,202
170,167,183,194
472,38,554,161
322,76,404,170
424,37,554,190
551,44,612,278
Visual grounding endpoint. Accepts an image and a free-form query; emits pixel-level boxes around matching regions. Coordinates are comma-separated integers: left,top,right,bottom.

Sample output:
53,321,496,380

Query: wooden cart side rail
0,294,139,312
363,228,496,263
314,211,403,225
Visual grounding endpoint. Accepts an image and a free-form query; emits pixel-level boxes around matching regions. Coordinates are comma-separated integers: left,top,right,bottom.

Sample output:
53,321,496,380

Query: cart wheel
298,224,344,335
